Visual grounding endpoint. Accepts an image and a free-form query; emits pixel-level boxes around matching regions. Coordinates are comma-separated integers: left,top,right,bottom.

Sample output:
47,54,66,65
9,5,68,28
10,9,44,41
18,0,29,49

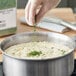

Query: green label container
0,0,17,36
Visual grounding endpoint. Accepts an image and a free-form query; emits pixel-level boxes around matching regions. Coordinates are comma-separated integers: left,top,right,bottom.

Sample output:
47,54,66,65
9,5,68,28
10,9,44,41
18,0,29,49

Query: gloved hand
25,0,61,25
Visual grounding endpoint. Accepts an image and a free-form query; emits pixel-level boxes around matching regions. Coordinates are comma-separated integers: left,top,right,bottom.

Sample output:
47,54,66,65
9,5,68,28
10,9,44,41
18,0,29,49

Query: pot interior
0,32,75,53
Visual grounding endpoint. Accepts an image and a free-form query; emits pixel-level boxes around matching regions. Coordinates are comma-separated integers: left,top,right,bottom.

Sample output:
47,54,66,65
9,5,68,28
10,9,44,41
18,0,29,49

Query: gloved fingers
29,1,41,25
36,0,61,23
25,1,31,24
25,0,61,25
36,4,50,23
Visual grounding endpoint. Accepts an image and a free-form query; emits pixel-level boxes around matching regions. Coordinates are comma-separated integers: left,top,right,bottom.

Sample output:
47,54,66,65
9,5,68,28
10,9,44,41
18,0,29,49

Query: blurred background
17,0,76,13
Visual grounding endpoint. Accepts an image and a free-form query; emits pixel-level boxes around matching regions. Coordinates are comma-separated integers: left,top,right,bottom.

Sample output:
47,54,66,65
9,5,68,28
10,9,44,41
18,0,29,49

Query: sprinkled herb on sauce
27,51,42,57
34,24,36,32
61,50,66,55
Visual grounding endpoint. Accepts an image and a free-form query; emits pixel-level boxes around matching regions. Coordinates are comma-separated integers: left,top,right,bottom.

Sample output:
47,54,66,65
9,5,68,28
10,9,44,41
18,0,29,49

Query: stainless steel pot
0,32,75,76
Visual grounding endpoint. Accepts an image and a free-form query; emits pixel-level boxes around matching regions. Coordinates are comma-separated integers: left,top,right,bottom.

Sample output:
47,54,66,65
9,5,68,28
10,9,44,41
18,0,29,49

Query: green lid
0,0,16,10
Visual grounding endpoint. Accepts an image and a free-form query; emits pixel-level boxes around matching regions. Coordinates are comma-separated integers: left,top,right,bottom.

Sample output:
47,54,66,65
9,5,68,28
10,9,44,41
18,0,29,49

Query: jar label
0,0,16,32
0,8,16,30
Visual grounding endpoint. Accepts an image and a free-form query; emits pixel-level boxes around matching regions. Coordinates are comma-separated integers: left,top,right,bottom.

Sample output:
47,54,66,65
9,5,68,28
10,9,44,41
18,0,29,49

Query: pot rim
0,32,75,61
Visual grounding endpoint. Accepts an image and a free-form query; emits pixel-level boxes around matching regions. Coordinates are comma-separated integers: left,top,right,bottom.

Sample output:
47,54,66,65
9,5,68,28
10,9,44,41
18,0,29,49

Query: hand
25,0,61,25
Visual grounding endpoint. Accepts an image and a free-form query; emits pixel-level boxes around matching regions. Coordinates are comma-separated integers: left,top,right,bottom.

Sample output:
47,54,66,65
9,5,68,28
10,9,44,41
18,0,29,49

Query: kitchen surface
0,8,76,76
1,8,76,61
0,0,76,76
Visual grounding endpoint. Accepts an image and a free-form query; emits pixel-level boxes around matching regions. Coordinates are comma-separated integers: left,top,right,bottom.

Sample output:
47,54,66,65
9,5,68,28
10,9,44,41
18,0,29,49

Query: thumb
29,1,41,25
36,5,49,23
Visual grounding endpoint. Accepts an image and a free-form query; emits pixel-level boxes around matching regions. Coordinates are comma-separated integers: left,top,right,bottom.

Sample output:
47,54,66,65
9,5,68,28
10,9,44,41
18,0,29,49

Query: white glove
25,0,61,25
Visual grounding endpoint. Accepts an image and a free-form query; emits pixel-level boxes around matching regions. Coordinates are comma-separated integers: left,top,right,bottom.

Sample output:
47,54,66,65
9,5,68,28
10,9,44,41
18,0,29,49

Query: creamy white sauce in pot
5,41,72,59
